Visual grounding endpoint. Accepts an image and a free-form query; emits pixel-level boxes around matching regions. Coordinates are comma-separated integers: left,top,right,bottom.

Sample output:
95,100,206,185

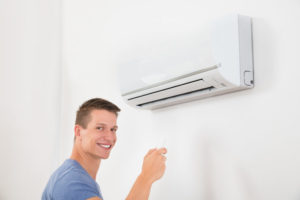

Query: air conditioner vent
128,78,204,101
137,86,215,107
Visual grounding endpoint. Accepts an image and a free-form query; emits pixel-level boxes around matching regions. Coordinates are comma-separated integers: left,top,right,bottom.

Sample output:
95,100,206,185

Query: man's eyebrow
95,123,118,128
95,123,106,125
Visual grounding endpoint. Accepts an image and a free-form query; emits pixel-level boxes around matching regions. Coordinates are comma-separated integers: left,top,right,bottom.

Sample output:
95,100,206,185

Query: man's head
75,98,120,129
74,98,121,159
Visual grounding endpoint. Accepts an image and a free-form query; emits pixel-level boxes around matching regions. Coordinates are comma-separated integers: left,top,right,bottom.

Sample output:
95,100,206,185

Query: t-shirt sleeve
52,171,101,200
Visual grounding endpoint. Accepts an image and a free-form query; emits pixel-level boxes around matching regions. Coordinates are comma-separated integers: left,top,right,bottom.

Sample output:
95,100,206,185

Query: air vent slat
137,86,215,107
128,78,204,101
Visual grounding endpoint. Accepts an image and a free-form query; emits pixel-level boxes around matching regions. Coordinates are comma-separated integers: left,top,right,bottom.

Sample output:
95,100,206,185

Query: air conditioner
117,14,254,110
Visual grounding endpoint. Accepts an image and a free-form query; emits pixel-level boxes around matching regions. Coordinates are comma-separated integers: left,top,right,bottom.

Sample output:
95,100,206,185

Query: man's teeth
99,144,111,149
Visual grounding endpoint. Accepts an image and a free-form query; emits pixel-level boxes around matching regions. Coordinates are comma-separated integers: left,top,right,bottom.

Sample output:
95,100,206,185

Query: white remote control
156,136,167,149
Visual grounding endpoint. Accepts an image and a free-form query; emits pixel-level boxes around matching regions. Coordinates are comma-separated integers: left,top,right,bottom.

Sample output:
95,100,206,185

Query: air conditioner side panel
211,14,254,88
238,15,254,87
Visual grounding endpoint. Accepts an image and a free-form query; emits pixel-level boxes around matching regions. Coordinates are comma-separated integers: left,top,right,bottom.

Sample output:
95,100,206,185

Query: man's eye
96,127,103,130
111,128,118,133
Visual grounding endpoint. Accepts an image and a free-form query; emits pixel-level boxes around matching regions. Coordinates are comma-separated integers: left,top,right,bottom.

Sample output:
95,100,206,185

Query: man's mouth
97,143,112,149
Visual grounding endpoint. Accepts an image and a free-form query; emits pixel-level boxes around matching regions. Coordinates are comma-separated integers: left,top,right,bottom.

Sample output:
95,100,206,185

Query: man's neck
70,146,101,180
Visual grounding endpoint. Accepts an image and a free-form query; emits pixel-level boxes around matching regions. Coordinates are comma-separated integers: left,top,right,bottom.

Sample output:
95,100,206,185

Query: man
42,98,167,200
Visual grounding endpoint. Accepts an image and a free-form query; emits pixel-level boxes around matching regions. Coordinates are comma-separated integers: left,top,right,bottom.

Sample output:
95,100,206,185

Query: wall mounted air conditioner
117,14,254,110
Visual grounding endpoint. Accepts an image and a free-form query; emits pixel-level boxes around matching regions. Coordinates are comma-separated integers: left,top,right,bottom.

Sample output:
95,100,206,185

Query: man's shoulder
53,159,93,185
43,159,102,200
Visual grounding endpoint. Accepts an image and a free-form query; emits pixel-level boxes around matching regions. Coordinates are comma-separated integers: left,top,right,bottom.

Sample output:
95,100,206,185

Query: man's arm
126,148,167,200
87,148,167,200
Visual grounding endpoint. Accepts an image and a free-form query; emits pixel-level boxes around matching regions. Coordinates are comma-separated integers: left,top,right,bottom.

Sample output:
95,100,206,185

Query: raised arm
126,148,167,200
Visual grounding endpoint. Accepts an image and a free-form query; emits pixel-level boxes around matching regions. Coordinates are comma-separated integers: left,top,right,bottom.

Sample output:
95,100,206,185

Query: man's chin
93,149,112,159
98,153,110,159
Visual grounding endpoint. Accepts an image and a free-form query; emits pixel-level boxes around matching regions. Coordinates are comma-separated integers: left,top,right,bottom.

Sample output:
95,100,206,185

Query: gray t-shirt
42,159,103,200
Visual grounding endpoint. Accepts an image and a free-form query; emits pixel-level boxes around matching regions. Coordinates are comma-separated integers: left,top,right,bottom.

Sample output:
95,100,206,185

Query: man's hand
126,148,167,200
140,148,167,184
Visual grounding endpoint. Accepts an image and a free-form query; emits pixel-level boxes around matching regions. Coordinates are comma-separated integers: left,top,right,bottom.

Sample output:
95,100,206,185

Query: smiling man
42,98,167,200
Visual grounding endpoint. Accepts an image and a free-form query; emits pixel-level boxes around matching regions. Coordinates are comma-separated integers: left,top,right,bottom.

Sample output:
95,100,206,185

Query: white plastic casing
117,14,254,109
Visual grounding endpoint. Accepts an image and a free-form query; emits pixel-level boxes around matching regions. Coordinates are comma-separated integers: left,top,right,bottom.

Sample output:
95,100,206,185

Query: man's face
77,109,118,159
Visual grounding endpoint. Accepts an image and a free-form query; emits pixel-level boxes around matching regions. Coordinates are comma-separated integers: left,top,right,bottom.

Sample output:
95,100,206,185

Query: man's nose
102,129,115,140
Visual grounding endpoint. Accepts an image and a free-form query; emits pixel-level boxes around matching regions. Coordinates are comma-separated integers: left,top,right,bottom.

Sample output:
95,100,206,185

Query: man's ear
74,125,82,141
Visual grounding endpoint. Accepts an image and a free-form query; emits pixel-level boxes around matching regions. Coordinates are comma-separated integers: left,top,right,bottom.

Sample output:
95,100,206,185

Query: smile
97,143,112,149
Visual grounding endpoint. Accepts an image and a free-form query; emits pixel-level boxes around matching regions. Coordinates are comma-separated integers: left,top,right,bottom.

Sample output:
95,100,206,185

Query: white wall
0,0,61,199
61,0,300,200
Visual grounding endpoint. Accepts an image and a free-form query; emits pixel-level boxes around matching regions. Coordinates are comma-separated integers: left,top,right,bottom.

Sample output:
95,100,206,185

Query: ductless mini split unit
117,14,254,109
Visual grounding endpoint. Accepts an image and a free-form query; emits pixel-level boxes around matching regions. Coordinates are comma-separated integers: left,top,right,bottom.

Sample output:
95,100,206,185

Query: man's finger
146,148,157,156
157,147,167,155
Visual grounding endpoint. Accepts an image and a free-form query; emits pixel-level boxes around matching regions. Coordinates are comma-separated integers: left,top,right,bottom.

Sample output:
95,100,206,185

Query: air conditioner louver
136,86,215,107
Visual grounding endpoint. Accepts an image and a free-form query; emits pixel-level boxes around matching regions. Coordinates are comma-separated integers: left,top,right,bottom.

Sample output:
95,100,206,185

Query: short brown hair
75,98,121,129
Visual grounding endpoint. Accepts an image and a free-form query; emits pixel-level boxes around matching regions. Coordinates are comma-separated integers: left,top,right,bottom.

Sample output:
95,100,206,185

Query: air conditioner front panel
117,23,218,95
